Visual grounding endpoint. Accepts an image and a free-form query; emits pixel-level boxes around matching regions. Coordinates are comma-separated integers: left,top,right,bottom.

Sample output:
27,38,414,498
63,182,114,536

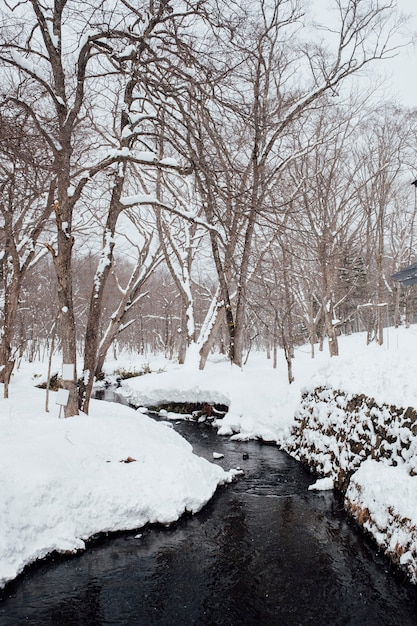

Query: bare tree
93,211,163,380
155,170,210,364
389,182,417,328
0,105,54,395
0,0,199,414
354,106,409,343
0,0,405,405
175,0,402,367
286,104,370,356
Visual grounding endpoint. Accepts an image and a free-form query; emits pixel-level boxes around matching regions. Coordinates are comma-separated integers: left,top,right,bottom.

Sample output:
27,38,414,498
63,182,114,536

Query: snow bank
3,325,417,588
115,353,304,445
285,385,417,586
0,369,237,590
285,385,417,489
106,327,417,586
308,334,417,411
346,460,417,583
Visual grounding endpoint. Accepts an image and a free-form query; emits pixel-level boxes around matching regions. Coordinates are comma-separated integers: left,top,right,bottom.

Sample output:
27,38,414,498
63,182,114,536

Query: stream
1,416,417,625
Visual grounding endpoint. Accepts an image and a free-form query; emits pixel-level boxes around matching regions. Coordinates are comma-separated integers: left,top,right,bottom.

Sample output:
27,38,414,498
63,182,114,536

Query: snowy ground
1,324,417,588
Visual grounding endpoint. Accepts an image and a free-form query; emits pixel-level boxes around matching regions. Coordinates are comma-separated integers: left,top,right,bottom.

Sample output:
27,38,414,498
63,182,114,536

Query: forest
0,0,416,416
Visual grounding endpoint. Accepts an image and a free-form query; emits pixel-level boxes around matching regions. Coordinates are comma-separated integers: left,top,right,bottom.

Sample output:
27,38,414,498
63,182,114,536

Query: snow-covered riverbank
0,372,238,590
1,325,417,588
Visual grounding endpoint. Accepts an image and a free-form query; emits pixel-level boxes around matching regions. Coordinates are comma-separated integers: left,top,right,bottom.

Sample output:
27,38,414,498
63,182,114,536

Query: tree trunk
208,229,236,362
197,296,225,370
323,299,339,357
52,154,79,417
284,345,294,384
0,276,21,392
54,242,78,416
177,309,188,365
393,283,401,328
79,169,124,413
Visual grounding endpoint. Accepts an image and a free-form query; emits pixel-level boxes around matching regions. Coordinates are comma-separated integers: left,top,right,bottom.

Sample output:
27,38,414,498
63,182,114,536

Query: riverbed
1,418,416,625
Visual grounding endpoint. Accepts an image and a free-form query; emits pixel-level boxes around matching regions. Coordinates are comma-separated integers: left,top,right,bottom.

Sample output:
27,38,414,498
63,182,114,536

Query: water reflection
1,420,416,625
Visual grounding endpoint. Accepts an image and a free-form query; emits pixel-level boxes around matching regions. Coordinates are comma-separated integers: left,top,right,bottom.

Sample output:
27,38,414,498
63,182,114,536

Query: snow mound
0,386,236,590
346,460,417,583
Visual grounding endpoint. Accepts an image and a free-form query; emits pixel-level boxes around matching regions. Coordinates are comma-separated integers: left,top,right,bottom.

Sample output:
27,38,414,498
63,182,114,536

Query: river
1,417,417,625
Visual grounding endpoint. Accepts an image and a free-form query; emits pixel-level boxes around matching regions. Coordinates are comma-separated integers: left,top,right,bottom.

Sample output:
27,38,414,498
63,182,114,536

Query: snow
10,50,39,78
308,477,334,491
346,460,417,583
159,157,179,167
119,44,136,60
0,366,238,589
1,324,417,588
128,112,150,125
120,193,157,207
108,147,131,158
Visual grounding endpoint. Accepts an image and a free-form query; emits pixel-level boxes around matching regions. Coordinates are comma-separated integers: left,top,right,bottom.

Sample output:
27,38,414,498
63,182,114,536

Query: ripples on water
1,420,417,625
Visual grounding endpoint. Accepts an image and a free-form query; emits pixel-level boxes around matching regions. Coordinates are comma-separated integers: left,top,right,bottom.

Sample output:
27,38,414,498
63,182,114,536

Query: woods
0,0,415,414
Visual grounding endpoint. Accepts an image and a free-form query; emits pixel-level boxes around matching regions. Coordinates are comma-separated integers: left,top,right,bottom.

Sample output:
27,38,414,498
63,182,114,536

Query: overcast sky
309,0,417,108
385,0,417,107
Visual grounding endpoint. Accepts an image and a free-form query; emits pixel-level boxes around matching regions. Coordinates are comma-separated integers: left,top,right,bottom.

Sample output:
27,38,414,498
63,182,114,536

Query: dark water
1,419,417,626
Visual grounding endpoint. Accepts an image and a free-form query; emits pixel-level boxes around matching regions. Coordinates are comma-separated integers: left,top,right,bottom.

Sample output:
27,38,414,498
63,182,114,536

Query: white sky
309,0,417,108
382,0,417,107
